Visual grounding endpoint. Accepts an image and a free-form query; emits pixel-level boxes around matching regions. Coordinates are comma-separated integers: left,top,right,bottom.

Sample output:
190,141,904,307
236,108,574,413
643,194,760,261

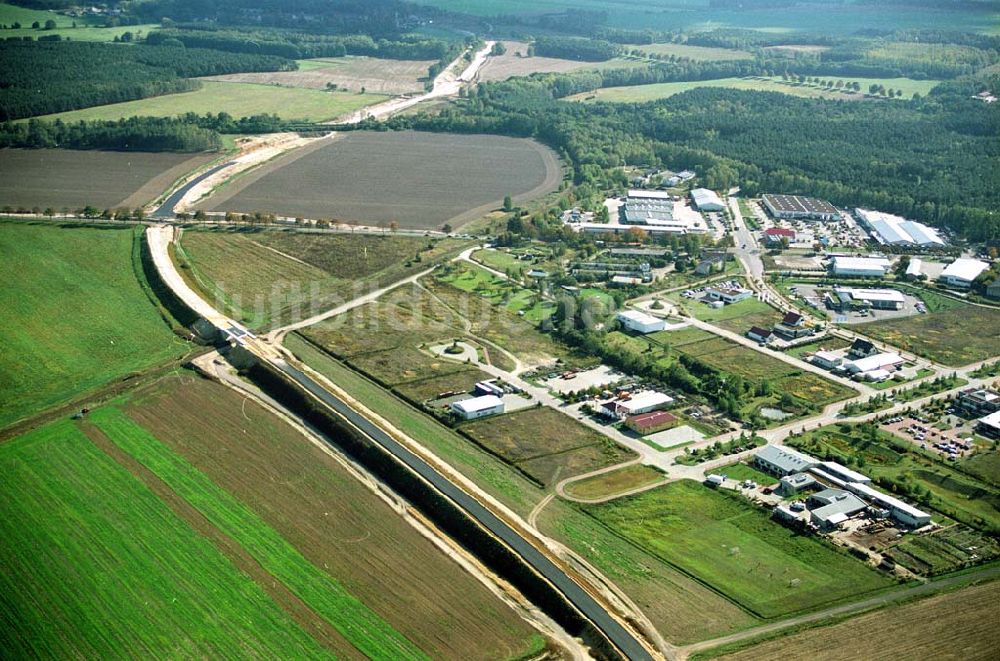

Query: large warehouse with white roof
856,209,946,248
939,258,989,288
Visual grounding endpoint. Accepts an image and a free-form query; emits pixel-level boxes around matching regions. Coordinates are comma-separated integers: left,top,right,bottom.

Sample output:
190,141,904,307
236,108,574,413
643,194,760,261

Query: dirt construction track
195,130,562,230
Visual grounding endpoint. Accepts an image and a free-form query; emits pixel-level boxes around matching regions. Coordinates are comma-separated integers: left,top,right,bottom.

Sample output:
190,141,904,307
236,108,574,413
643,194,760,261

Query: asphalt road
273,359,653,661
151,160,235,219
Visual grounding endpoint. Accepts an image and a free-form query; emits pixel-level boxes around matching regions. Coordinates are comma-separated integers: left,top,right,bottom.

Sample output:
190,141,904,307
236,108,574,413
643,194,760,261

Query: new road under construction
144,224,657,661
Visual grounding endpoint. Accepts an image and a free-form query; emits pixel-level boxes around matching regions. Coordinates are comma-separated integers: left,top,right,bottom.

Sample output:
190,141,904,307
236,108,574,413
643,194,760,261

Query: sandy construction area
202,56,434,96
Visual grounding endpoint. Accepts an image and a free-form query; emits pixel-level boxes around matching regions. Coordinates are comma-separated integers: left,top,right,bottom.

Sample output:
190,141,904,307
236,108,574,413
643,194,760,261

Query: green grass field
569,76,939,103
0,419,330,658
585,481,894,618
707,462,779,486
858,299,1000,367
38,81,386,123
89,405,425,660
0,223,187,428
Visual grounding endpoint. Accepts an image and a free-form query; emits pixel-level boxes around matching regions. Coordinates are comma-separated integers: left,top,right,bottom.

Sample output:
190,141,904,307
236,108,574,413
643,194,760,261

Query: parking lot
543,364,626,394
751,200,870,251
882,415,976,459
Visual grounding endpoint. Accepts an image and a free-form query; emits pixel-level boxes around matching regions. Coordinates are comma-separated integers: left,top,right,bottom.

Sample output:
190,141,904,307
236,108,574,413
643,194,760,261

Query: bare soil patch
479,41,645,82
197,130,562,230
0,149,215,210
203,56,434,95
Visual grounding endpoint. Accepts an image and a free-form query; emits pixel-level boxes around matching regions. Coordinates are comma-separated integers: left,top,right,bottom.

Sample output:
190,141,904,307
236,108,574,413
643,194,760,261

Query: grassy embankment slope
0,223,186,429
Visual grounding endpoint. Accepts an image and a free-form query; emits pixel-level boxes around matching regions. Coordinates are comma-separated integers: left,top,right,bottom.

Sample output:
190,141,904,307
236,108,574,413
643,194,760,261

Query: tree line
0,40,293,120
147,26,462,62
0,116,222,152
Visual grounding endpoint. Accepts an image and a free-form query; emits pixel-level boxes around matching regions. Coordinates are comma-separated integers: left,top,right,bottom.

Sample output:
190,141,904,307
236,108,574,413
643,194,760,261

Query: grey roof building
754,445,818,476
807,488,868,529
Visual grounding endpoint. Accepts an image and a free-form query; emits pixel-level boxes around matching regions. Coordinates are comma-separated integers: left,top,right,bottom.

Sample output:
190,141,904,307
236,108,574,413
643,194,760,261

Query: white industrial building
846,482,932,527
833,286,906,310
810,350,843,370
905,258,923,279
830,256,892,278
450,395,505,420
602,390,674,418
856,209,946,248
705,285,753,303
939,258,989,288
977,410,1000,439
754,445,818,476
690,188,725,212
841,351,904,376
618,310,666,334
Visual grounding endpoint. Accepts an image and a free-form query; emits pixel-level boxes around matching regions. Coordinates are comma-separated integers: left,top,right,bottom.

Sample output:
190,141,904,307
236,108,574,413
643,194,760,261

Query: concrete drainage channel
237,353,654,661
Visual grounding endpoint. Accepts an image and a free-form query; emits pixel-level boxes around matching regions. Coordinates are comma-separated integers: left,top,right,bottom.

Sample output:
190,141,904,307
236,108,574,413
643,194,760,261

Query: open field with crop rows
176,229,467,329
116,373,544,659
0,149,215,210
0,419,330,658
584,481,895,618
710,580,1000,660
0,223,187,428
478,40,648,82
197,131,562,229
205,56,434,95
40,81,385,123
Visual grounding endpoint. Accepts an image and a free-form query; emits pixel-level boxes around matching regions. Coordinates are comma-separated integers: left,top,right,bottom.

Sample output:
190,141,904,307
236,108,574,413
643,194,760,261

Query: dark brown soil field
0,149,215,210
123,373,545,660
197,131,562,229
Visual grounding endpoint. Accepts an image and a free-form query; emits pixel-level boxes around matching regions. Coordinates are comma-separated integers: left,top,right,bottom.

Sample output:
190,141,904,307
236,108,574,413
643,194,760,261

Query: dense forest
0,41,293,120
530,36,621,62
147,26,462,61
129,0,443,35
374,72,998,241
0,116,223,152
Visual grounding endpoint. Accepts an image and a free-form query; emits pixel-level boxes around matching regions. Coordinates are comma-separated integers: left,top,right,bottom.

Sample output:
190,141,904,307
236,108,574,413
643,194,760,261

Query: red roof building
625,410,679,434
764,227,795,238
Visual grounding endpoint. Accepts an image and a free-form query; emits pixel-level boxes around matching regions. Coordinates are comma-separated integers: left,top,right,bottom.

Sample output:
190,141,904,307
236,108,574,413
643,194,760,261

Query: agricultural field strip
89,406,425,661
696,572,1000,660
0,223,187,429
0,420,331,658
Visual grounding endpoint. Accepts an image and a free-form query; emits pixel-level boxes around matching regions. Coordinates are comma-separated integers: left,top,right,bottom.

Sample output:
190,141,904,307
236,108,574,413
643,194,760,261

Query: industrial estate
1,1,998,660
